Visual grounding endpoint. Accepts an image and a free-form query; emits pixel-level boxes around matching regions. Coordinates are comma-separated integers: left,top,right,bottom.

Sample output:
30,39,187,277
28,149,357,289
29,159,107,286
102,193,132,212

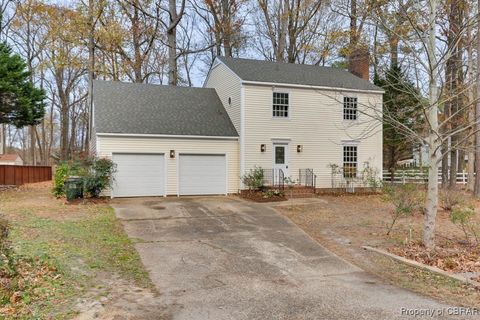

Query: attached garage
93,81,239,197
112,153,165,197
179,154,227,195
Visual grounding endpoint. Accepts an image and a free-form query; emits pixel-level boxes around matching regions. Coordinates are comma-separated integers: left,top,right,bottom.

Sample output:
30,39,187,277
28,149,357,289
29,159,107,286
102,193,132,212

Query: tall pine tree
0,43,45,128
374,65,423,177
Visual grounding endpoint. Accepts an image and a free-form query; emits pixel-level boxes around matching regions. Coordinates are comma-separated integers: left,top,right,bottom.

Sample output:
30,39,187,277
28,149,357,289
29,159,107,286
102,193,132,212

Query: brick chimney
348,48,370,81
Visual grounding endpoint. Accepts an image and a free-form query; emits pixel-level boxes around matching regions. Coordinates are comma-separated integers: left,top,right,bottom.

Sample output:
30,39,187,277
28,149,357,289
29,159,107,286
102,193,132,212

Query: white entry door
179,154,227,195
273,144,288,183
112,153,165,197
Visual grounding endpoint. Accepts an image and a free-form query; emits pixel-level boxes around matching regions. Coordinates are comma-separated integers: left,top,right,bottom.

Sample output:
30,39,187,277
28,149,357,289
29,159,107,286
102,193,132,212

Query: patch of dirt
274,194,480,306
0,181,107,221
74,273,173,320
240,190,287,203
65,197,110,206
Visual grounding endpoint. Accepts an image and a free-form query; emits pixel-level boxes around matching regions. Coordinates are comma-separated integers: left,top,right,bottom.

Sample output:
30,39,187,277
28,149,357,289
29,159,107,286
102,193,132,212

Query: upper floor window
273,92,289,118
343,145,358,178
343,96,358,120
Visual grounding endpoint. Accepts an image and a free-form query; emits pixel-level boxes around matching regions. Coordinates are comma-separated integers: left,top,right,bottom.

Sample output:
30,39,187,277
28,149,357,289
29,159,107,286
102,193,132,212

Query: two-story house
91,57,383,197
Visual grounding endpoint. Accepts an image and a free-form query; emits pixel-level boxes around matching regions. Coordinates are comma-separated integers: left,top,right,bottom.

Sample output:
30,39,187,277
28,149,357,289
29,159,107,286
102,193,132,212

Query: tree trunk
168,0,178,86
29,125,35,165
350,0,358,51
467,15,475,191
132,0,142,83
423,0,439,250
441,141,449,187
35,126,43,164
275,0,287,62
388,145,396,182
221,0,232,57
86,0,95,154
57,69,70,161
475,0,480,197
0,124,4,154
390,35,399,68
425,134,440,249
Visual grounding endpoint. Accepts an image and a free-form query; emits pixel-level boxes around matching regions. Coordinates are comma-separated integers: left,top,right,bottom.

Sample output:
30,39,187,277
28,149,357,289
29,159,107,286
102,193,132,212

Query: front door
273,144,288,184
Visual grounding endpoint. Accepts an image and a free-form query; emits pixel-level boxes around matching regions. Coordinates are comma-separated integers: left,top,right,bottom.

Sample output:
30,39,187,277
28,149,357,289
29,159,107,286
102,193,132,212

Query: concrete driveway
112,197,465,320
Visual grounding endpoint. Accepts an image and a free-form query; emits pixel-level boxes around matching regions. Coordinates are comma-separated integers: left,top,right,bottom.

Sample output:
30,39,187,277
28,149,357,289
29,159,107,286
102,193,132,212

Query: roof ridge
93,80,215,91
215,56,382,92
218,56,337,70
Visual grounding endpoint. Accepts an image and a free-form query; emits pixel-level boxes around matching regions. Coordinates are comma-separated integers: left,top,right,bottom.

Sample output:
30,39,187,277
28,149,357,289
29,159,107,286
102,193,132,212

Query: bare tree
255,0,324,63
347,0,476,248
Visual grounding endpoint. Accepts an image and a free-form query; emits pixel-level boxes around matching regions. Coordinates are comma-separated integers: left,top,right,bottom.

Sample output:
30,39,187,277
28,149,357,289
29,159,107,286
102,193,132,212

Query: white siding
204,62,242,133
243,84,383,188
97,136,239,195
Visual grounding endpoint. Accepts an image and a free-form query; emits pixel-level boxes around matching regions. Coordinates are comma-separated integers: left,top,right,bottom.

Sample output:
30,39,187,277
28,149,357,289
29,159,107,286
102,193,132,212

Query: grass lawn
273,194,480,307
0,182,153,319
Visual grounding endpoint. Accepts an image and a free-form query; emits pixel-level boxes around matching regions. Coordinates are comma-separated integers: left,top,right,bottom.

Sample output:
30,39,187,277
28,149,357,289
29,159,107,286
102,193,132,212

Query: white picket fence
383,169,471,185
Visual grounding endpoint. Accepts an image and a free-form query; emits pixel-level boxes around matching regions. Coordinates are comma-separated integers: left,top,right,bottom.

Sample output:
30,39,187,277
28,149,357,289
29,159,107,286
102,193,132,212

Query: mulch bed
240,190,287,203
388,241,480,274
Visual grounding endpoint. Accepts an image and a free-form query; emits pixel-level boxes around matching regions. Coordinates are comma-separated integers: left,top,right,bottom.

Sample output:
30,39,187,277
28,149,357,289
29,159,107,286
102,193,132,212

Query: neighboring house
0,154,24,166
91,57,383,197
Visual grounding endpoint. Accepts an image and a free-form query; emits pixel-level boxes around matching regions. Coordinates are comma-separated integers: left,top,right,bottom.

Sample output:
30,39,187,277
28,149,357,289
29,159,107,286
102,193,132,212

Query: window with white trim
343,145,358,178
343,97,358,120
273,92,289,118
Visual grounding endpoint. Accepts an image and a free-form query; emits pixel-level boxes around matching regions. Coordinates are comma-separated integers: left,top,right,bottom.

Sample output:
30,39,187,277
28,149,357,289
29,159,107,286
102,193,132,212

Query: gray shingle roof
93,80,238,137
217,56,382,92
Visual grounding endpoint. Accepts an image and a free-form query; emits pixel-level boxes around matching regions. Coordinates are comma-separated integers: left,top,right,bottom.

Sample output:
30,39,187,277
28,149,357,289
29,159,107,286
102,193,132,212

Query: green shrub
53,161,84,197
382,184,422,235
450,205,478,244
83,158,117,198
263,189,284,198
53,158,117,198
241,166,264,190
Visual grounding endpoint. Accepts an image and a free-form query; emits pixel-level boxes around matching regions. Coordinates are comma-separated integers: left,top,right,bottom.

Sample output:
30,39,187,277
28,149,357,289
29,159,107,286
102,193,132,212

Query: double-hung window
343,145,358,178
343,97,358,120
273,92,289,118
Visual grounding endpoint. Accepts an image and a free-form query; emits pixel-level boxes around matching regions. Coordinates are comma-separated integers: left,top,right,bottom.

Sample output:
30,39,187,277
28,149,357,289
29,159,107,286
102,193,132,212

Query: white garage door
179,154,226,195
113,153,165,197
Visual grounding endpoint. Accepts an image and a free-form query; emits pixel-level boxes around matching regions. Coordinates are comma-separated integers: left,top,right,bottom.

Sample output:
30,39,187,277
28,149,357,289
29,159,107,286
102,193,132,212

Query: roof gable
216,56,382,92
93,81,238,137
0,154,21,161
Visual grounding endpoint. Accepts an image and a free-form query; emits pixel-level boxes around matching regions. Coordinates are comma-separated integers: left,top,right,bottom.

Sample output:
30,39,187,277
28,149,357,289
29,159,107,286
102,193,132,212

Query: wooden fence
383,169,471,185
0,165,52,186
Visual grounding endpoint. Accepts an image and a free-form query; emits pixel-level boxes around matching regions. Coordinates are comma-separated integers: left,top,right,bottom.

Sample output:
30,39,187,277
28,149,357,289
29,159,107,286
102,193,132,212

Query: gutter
241,80,385,94
96,133,239,140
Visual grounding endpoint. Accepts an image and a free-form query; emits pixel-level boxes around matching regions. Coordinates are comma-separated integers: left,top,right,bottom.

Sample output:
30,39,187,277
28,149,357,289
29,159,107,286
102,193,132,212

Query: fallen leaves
388,241,480,274
1,257,63,318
